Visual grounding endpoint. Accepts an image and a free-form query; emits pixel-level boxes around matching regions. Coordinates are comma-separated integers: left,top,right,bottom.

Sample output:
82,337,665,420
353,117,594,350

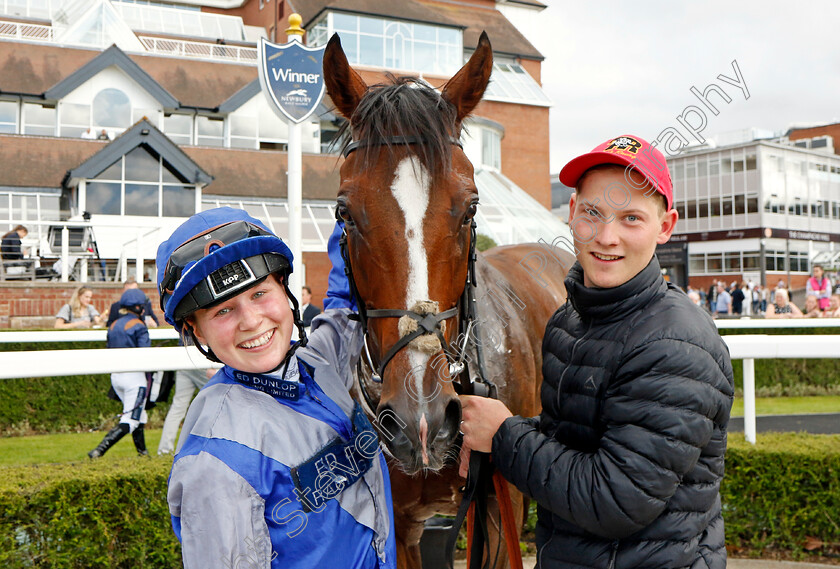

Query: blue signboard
258,37,326,124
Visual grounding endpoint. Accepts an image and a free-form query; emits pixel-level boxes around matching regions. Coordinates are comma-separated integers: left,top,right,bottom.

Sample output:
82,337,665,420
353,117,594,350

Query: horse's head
324,33,493,474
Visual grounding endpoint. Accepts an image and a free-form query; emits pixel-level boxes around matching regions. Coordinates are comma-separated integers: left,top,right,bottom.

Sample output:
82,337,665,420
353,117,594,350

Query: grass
731,395,840,417
0,427,168,466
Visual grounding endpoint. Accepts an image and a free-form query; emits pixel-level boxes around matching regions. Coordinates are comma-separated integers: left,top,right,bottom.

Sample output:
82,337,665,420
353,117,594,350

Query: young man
460,135,734,569
300,285,322,327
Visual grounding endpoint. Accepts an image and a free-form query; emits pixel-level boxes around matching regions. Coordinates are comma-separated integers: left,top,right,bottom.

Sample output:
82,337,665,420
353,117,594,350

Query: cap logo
605,136,642,156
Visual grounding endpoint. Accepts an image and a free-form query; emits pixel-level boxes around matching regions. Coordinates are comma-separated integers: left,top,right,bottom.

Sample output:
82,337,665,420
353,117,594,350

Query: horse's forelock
339,76,458,178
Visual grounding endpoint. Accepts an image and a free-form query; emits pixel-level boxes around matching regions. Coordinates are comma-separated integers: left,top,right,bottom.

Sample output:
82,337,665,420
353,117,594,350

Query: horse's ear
323,34,367,119
441,31,493,123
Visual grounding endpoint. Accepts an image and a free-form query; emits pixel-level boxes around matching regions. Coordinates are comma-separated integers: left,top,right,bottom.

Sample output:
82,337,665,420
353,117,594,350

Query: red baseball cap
559,135,673,211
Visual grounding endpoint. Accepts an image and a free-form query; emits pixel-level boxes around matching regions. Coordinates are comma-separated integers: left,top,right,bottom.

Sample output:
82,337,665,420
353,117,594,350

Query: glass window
671,162,683,180
743,254,759,270
746,154,757,170
747,196,758,213
124,183,159,216
697,199,709,218
722,196,733,216
86,181,121,215
734,194,746,215
164,113,192,145
98,159,122,181
697,160,708,177
23,102,55,136
724,252,740,271
706,253,722,273
676,202,686,220
720,157,732,174
710,197,721,217
481,129,501,170
709,159,719,176
60,102,91,138
93,88,131,128
689,254,704,274
0,100,17,133
124,146,160,182
196,116,224,147
163,185,195,217
162,160,186,184
733,157,744,173
685,163,696,178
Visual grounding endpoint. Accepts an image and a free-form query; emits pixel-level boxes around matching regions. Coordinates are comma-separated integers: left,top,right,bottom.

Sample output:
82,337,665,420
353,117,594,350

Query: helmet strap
183,321,222,364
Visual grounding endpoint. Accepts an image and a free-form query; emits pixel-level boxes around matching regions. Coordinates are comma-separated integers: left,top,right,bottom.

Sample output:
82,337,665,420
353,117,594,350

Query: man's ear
657,208,679,244
568,192,577,226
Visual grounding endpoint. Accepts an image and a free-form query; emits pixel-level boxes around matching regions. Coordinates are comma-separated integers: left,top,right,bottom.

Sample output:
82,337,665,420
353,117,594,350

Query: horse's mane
337,75,458,178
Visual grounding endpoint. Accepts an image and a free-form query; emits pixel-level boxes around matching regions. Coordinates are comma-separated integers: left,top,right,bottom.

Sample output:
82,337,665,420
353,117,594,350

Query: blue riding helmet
156,207,297,328
119,288,147,309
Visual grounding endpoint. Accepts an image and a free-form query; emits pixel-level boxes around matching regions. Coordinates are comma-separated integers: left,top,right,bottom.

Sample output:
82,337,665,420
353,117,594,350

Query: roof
0,42,257,110
65,118,213,186
0,133,340,200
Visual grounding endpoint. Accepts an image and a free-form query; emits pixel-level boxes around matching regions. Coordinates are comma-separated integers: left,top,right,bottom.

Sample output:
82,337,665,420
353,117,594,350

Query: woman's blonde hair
69,286,93,315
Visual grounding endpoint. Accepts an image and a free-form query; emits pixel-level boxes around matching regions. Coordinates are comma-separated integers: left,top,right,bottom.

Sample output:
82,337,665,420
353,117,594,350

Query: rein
339,133,521,569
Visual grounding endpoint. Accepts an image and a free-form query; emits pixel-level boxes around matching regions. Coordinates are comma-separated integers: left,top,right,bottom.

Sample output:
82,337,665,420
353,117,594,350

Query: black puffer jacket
493,257,734,569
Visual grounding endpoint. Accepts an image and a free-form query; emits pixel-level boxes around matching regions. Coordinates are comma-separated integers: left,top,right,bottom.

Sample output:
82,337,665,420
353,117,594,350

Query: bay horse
323,32,574,568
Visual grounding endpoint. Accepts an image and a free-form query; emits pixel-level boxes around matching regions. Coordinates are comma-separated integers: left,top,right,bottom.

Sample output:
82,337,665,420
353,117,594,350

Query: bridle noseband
339,135,492,412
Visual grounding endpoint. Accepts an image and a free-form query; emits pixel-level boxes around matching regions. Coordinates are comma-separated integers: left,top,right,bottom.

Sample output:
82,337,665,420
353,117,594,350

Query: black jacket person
459,135,734,569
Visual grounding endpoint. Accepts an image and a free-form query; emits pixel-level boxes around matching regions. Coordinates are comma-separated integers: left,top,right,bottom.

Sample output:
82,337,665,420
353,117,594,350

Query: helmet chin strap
181,279,310,376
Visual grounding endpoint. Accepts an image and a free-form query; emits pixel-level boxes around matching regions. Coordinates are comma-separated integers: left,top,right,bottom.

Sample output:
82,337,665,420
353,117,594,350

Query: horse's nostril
436,398,462,442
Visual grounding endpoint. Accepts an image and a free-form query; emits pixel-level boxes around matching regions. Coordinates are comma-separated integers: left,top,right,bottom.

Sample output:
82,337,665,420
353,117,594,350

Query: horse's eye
464,202,478,224
336,204,355,227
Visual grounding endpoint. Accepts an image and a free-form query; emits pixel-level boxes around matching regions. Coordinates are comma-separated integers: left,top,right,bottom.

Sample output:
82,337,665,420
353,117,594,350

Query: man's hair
123,276,138,289
813,264,823,272
576,164,667,215
302,285,312,294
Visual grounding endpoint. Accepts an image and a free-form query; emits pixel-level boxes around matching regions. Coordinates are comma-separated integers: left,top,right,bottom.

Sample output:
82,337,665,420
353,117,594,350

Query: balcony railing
0,19,53,42
138,36,257,65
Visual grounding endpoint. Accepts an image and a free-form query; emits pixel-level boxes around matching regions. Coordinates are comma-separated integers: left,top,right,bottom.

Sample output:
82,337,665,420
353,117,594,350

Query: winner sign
258,37,326,124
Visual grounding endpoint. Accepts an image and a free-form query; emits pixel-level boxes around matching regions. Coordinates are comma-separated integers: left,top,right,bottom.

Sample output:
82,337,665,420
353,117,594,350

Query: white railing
138,36,257,65
1,328,837,445
0,346,220,378
0,20,53,42
716,318,840,329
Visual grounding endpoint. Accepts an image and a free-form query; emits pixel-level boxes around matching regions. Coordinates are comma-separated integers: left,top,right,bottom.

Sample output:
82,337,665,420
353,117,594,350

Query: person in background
803,295,823,318
1,225,28,260
706,281,717,312
752,284,762,315
826,294,840,317
106,276,159,328
714,282,732,317
88,288,151,458
806,264,832,313
157,365,212,455
55,286,105,328
766,288,803,319
687,290,704,309
731,281,745,315
300,284,322,327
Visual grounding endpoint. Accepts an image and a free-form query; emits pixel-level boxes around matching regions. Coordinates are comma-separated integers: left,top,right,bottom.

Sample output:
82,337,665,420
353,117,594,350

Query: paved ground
454,557,835,568
730,413,840,435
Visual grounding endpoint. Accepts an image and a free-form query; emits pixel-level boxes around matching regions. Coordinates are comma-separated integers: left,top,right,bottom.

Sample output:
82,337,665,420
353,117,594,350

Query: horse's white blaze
391,157,431,405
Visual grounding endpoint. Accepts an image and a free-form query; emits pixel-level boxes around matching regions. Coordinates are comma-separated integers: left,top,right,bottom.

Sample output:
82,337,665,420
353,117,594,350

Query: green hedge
723,433,840,559
720,327,840,395
1,434,838,567
0,341,178,435
0,456,179,568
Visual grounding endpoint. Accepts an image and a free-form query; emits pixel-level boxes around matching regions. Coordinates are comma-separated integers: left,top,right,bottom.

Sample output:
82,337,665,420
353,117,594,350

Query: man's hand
459,395,513,454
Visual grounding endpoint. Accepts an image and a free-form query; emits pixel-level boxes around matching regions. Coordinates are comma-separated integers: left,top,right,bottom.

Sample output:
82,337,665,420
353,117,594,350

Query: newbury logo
605,136,642,156
259,38,326,124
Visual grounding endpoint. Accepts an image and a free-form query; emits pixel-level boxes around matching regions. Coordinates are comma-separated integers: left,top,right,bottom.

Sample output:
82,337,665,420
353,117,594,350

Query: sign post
257,13,326,304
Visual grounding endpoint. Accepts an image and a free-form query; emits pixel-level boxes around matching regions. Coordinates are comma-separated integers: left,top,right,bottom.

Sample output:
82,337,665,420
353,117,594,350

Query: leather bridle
338,135,493,412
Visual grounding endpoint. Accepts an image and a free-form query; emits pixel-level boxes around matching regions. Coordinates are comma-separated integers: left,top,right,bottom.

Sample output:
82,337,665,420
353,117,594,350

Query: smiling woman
155,206,397,569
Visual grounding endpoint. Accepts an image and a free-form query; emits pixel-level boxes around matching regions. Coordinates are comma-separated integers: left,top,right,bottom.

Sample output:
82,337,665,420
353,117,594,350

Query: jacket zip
536,534,554,569
607,540,619,569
